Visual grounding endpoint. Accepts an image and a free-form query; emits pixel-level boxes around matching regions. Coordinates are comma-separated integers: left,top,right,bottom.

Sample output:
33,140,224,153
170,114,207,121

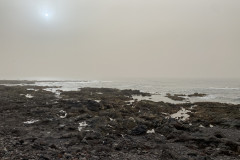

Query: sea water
2,78,240,104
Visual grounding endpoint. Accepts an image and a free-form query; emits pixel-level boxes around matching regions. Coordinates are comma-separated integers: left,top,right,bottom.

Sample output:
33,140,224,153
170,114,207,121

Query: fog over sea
3,78,240,104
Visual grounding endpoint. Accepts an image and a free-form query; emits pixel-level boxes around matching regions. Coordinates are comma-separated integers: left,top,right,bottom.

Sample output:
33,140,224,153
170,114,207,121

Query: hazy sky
0,0,240,80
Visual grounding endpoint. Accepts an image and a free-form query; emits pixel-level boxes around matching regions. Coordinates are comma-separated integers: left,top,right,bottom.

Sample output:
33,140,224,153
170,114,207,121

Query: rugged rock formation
0,85,239,160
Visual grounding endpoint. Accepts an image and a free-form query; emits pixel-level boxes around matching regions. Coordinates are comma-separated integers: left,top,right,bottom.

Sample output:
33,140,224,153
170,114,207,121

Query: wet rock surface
166,93,207,102
0,85,239,160
165,93,187,101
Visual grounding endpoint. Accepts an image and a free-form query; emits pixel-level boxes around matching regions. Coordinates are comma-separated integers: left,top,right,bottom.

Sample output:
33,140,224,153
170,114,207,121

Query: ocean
2,78,240,104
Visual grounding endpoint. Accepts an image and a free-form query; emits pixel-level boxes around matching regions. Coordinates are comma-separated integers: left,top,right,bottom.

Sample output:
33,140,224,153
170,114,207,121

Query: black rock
86,100,101,111
131,125,147,135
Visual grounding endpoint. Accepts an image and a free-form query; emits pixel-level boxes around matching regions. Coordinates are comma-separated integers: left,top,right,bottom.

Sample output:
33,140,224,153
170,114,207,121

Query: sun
45,13,49,17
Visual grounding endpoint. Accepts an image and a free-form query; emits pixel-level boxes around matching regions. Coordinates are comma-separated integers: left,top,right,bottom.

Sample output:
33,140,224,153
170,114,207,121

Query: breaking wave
209,87,239,90
198,95,216,100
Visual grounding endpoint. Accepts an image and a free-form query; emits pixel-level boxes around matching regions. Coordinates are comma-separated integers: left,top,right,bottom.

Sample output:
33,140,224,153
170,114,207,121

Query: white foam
43,88,60,93
190,105,197,110
43,88,62,98
161,112,169,115
23,120,39,124
147,129,155,134
126,99,135,104
199,95,216,100
25,94,34,98
55,91,61,98
78,121,88,131
209,87,239,90
27,88,38,91
170,107,191,121
59,110,67,118
95,100,101,103
1,84,23,86
209,124,214,128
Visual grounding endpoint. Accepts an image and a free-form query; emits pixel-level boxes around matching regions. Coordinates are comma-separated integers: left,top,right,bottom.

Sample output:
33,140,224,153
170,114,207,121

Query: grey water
84,78,240,104
2,78,240,104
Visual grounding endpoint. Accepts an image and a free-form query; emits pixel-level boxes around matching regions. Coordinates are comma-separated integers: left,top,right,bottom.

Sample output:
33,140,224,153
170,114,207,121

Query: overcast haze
0,0,240,80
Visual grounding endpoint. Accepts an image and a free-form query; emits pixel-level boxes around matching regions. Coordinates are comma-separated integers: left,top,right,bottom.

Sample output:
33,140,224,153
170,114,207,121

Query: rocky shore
165,93,207,102
0,84,239,160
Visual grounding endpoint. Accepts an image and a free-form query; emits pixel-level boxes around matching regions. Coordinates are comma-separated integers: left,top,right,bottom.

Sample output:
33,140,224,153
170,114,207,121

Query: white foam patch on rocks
126,99,135,104
190,105,197,110
27,88,39,91
23,120,39,124
25,94,34,98
78,121,88,131
132,94,189,104
1,84,24,86
209,124,214,128
59,110,67,118
43,88,61,98
95,100,101,103
161,112,169,116
147,129,155,134
170,107,191,121
55,91,61,98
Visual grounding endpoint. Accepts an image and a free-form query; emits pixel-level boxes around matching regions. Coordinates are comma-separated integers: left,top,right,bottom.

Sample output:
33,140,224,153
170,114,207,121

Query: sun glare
45,13,49,17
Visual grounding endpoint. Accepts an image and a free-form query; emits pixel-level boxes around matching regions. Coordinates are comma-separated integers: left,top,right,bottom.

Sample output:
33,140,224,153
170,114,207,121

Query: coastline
1,79,240,104
0,84,239,159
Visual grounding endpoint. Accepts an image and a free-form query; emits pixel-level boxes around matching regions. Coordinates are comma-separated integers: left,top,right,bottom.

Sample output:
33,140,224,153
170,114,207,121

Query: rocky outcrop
0,85,239,159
